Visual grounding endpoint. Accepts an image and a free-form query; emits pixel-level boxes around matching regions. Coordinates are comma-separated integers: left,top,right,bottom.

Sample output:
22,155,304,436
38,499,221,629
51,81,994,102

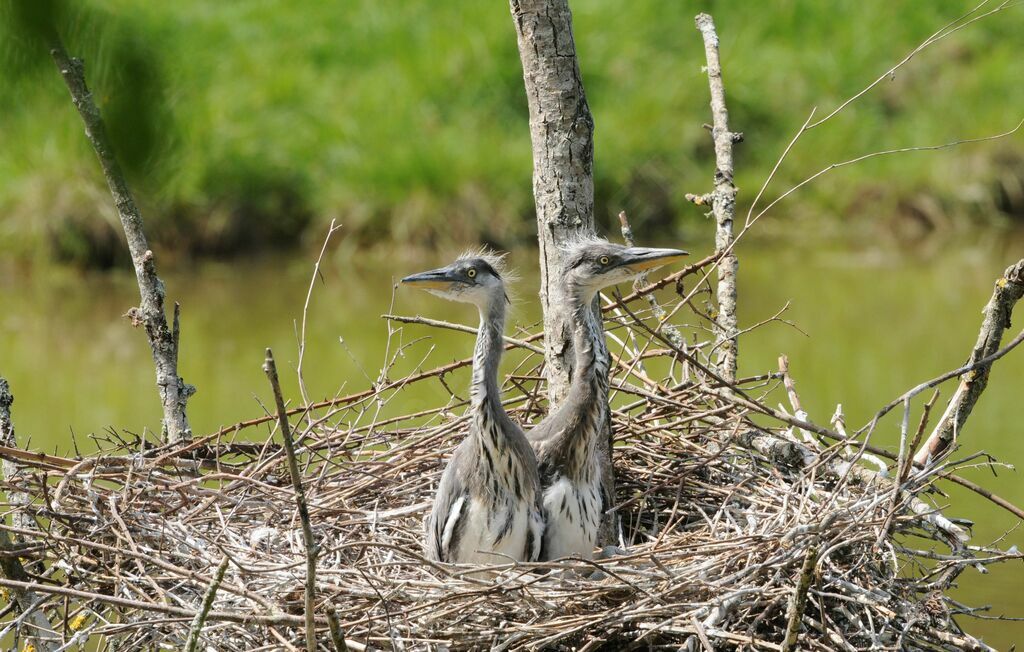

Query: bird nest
0,283,1013,651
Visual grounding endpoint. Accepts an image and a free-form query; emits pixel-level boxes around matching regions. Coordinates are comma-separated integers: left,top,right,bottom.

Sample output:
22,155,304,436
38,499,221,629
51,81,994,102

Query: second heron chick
530,239,687,561
403,252,544,564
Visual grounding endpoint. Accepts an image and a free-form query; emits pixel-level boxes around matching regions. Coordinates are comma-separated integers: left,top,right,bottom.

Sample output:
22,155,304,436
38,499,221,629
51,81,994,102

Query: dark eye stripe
477,261,500,279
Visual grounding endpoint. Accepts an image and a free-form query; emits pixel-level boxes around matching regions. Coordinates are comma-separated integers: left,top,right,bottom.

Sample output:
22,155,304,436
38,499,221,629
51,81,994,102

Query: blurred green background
1,0,1024,647
1,0,1022,264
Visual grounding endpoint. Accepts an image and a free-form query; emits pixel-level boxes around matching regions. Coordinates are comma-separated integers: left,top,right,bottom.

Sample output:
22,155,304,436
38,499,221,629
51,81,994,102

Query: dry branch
914,258,1024,466
781,545,818,652
264,349,318,652
694,13,741,383
184,555,231,652
326,603,349,652
49,39,192,443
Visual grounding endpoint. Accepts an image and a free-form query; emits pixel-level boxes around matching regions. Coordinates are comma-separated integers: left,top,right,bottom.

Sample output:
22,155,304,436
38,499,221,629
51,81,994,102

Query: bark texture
509,0,597,400
0,377,31,532
509,0,615,545
913,258,1024,466
695,13,741,382
0,378,59,650
50,41,193,443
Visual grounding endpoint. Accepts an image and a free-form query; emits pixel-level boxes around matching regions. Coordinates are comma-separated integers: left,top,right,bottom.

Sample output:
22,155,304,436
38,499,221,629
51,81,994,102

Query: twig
382,314,544,354
0,578,315,627
914,259,1024,466
860,326,1024,437
183,555,230,652
807,0,1015,129
618,211,687,354
49,38,192,443
325,603,349,652
297,220,343,407
747,121,1024,231
694,12,740,383
781,545,818,652
263,349,318,652
942,472,1024,520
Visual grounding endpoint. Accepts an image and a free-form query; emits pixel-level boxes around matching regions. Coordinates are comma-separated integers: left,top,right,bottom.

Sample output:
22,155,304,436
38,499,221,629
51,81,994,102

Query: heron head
562,238,688,299
401,251,509,308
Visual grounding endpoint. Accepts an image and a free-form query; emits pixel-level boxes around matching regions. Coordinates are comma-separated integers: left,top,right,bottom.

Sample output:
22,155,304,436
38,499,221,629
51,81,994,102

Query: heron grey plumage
402,252,544,564
529,239,687,561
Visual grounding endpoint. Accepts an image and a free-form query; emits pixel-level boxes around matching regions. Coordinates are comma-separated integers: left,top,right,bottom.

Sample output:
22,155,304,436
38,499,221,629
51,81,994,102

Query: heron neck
570,291,608,393
539,289,608,479
470,295,506,413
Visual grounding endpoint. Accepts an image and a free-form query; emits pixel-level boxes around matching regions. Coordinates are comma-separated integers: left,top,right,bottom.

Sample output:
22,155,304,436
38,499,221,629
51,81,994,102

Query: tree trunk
509,0,616,545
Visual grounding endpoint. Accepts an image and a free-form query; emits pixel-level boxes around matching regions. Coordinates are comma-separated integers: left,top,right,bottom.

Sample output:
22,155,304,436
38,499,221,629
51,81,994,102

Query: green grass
1,0,1022,265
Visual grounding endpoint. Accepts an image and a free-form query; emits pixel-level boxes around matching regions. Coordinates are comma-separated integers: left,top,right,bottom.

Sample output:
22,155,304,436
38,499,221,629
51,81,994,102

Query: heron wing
424,445,471,562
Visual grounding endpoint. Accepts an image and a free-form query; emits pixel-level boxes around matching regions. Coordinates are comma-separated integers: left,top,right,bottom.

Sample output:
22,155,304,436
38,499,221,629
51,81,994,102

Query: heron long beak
619,247,689,272
401,266,457,290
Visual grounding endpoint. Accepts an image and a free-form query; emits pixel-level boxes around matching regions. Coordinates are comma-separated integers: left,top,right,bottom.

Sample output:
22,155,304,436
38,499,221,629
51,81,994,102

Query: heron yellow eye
599,256,610,265
467,268,477,278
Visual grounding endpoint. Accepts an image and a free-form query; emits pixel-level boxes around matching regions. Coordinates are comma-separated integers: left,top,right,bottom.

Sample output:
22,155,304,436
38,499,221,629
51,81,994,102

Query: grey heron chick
530,240,687,561
403,252,544,564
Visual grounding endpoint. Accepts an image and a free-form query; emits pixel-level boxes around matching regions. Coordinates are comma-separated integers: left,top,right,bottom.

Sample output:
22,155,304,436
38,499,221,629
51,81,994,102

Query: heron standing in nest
530,239,687,561
402,252,544,564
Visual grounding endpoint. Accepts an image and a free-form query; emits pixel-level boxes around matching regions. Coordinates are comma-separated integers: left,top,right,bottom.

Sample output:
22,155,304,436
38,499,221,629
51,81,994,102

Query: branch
382,314,544,354
617,211,688,356
807,0,1015,129
914,259,1024,466
325,603,349,652
49,38,192,443
694,13,740,382
781,545,818,652
263,349,318,652
184,555,230,652
297,220,343,408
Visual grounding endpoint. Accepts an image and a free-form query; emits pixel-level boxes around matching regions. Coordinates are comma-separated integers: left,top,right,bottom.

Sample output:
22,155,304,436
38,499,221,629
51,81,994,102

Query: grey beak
620,247,689,271
401,267,457,289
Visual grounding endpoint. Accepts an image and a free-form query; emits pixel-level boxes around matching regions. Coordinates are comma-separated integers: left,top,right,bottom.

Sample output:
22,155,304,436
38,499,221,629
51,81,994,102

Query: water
1,236,1023,647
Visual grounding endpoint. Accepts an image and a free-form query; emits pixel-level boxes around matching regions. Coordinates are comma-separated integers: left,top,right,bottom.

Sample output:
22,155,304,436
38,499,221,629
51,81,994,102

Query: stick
0,577,315,627
297,220,343,407
263,349,318,652
382,314,544,354
781,545,818,652
49,38,192,443
694,13,741,382
914,259,1024,466
183,555,230,652
618,211,687,354
325,603,349,652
